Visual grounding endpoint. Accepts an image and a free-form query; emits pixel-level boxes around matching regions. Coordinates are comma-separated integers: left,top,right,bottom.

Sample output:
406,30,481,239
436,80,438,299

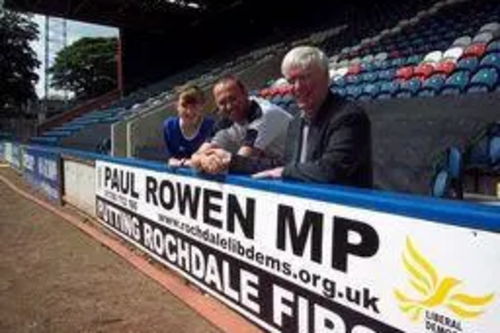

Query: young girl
163,84,215,167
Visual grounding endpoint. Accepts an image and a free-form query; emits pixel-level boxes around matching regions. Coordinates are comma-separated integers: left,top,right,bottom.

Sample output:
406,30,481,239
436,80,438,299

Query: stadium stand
14,0,500,199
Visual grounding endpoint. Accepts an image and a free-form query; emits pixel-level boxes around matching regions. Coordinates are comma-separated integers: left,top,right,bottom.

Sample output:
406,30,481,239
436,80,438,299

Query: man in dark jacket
200,46,373,188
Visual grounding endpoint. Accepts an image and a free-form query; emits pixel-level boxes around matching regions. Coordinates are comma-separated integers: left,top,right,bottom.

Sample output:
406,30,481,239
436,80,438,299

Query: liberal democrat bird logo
394,237,494,321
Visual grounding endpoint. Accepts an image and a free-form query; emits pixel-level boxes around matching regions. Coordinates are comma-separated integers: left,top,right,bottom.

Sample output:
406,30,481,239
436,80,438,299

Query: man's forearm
229,155,282,174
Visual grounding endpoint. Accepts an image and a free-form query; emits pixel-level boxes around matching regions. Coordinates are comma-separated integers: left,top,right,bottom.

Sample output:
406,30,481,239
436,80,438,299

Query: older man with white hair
200,46,373,188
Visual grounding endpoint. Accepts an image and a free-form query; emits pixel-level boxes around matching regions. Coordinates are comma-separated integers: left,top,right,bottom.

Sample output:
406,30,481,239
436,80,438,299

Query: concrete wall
62,157,96,216
127,104,177,161
111,121,128,158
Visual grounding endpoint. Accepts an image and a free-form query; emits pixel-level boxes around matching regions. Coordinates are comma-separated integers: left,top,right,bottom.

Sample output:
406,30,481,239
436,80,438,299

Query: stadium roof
5,0,256,31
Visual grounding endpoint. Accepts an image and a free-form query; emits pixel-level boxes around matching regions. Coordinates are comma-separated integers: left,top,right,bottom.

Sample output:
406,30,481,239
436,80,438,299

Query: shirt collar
301,91,339,125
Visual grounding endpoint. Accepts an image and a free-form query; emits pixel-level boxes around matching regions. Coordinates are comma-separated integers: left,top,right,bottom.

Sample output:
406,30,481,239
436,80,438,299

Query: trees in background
49,37,117,101
0,9,40,113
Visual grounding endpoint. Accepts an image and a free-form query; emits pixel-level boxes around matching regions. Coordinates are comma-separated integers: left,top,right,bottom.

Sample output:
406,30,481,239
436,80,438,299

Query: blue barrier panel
5,142,23,172
0,141,4,162
22,145,61,203
94,158,500,333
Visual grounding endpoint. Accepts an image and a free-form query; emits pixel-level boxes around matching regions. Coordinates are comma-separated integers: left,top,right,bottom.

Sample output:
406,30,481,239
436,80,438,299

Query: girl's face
177,95,203,124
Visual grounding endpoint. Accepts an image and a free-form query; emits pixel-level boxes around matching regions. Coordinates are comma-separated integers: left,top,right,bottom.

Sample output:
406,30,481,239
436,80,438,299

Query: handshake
191,147,233,174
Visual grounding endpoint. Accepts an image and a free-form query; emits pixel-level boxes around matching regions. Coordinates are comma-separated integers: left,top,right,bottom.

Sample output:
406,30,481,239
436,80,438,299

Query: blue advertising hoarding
22,145,61,202
0,141,4,162
4,142,23,172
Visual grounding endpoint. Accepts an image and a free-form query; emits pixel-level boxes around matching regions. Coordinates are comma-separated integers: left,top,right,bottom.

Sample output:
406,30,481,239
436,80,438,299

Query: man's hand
252,167,284,180
168,158,188,168
199,148,232,174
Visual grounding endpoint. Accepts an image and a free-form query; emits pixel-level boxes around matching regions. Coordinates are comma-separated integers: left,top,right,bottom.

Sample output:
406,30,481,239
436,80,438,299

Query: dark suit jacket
230,92,373,188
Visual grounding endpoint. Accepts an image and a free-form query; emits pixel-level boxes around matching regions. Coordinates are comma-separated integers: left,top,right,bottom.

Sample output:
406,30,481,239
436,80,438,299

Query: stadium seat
345,85,362,100
440,71,470,95
361,54,375,64
452,36,472,48
360,72,378,83
455,57,479,74
473,32,496,44
395,66,414,80
423,51,443,64
463,43,487,58
331,87,346,97
466,68,499,93
465,122,500,170
377,68,396,81
478,52,500,71
331,75,347,87
431,146,463,200
413,63,435,79
359,62,373,73
345,74,360,85
374,60,390,70
486,41,500,54
377,81,400,99
406,54,423,66
480,22,500,34
349,57,362,66
418,74,446,97
374,52,388,62
434,61,455,75
390,58,406,68
396,78,421,97
442,46,464,62
358,82,380,100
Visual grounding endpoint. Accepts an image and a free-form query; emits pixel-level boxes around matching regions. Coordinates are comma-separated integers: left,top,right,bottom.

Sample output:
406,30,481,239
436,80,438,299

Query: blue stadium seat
478,52,500,71
465,122,500,170
358,82,380,100
360,72,378,83
390,58,405,68
332,76,346,87
466,68,499,93
431,146,463,199
490,137,500,166
418,74,446,97
375,60,391,70
486,41,500,54
406,54,423,66
377,81,399,99
270,96,283,105
345,85,363,100
331,87,347,97
396,78,421,97
378,68,396,81
440,72,470,95
361,62,376,72
345,75,360,85
282,94,294,105
455,57,479,74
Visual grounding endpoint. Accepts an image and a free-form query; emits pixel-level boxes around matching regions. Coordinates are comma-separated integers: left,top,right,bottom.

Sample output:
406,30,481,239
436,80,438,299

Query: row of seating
432,122,500,199
30,107,127,146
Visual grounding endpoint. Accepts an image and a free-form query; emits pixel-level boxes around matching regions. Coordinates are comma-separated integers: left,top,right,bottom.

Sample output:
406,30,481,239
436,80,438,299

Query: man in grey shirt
191,76,292,171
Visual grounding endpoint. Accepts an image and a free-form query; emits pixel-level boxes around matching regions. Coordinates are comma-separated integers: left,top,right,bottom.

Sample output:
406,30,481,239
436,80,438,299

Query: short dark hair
175,83,205,104
213,75,247,93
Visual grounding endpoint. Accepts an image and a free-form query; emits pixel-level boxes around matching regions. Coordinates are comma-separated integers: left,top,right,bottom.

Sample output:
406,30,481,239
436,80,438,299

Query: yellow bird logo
394,237,494,321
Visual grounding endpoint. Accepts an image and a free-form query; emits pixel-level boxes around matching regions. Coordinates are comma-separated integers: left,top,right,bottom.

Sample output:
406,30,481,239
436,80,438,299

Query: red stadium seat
347,64,361,75
259,88,272,98
413,63,434,79
463,43,487,58
395,66,414,80
276,85,292,96
435,61,456,75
